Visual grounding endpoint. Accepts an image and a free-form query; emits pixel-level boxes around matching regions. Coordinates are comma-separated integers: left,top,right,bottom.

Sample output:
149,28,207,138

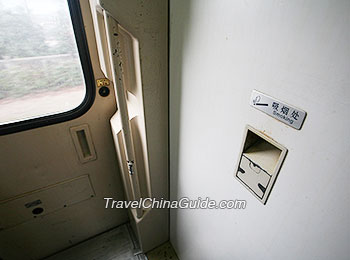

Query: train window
0,0,95,135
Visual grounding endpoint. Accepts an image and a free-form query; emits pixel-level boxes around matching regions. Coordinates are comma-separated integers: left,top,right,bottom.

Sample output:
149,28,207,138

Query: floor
45,223,179,260
146,242,179,260
46,224,146,260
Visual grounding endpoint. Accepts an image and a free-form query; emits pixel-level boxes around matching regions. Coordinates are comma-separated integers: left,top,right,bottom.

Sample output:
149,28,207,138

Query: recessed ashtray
235,125,287,204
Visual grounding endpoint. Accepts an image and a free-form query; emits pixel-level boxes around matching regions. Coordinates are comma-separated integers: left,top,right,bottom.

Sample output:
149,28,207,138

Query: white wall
169,1,350,259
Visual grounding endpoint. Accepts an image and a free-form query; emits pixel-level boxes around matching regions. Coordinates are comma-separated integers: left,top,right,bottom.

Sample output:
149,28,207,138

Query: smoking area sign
250,90,306,130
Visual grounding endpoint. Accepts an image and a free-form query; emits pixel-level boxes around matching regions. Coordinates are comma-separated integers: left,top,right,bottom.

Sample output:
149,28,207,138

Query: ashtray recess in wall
234,125,287,204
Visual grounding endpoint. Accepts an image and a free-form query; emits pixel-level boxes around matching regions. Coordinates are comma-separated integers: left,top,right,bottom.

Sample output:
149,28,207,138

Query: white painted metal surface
170,0,350,259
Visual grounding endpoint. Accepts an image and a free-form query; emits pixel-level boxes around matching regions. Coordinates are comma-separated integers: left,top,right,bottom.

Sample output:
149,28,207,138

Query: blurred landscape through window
0,0,86,125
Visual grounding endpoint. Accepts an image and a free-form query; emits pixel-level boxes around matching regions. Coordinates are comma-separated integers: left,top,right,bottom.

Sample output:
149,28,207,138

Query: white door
0,1,128,259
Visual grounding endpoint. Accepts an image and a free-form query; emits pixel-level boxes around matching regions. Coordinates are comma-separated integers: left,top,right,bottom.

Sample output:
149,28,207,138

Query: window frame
0,0,95,135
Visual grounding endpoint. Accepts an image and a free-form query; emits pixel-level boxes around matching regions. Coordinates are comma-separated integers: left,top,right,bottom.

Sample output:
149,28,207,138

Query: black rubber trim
0,0,95,135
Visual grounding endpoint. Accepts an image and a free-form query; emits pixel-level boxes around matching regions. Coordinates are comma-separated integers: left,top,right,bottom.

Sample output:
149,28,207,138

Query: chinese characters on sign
250,90,306,130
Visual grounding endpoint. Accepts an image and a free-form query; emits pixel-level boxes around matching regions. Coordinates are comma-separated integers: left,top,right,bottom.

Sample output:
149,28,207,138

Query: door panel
0,1,128,259
97,0,169,252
